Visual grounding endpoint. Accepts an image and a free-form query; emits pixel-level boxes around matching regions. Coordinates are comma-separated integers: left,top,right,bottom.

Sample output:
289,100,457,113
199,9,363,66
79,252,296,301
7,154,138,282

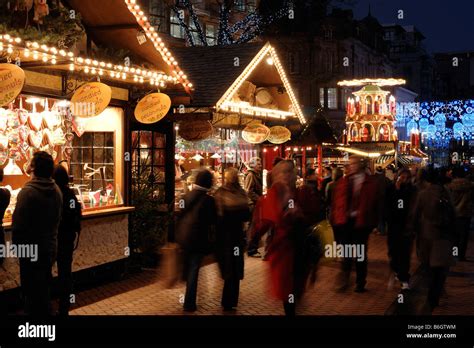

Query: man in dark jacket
244,157,264,257
12,151,62,316
176,169,217,312
386,169,416,290
330,156,379,293
0,168,11,267
446,166,474,261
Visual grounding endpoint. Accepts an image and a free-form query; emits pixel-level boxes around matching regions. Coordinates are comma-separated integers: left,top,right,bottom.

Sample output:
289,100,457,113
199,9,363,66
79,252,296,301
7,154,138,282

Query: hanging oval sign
134,92,171,124
267,126,291,144
179,120,213,141
242,123,270,144
0,63,25,106
71,82,112,118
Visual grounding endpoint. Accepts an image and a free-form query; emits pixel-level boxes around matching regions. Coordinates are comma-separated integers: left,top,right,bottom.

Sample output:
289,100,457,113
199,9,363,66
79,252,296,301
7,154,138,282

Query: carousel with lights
335,78,428,168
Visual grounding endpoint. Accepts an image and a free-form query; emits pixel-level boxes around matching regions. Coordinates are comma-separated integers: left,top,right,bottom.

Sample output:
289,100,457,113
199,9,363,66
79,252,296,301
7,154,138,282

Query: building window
189,19,203,46
324,29,333,40
206,24,216,45
288,52,300,74
247,0,257,11
234,0,245,11
71,132,115,192
319,88,325,107
170,13,185,39
328,88,337,109
149,0,167,33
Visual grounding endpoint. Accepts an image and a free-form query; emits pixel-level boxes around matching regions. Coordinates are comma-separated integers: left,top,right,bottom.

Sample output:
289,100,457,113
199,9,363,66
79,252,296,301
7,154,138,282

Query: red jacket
250,184,319,301
330,174,379,229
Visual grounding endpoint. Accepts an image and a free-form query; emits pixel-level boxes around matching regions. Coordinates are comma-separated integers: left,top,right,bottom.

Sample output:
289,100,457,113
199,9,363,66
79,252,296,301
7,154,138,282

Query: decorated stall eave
286,109,336,145
172,42,306,125
65,0,191,93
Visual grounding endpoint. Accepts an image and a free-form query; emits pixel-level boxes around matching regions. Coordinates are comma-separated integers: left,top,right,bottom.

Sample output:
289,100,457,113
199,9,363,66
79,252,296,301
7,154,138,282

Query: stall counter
0,206,134,292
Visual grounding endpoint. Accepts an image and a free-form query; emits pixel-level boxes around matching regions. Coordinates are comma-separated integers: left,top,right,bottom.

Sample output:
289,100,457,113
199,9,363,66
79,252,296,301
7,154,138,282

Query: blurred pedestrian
0,168,11,267
266,156,283,190
214,168,251,311
410,167,456,311
245,157,264,257
176,169,217,312
53,164,81,316
330,156,378,293
446,166,474,261
374,166,391,235
12,151,62,316
386,169,416,290
250,160,321,315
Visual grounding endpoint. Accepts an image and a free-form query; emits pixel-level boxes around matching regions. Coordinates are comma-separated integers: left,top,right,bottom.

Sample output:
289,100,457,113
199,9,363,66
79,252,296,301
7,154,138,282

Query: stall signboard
134,93,171,124
71,82,112,117
268,126,291,144
179,120,213,141
242,123,270,144
0,64,25,107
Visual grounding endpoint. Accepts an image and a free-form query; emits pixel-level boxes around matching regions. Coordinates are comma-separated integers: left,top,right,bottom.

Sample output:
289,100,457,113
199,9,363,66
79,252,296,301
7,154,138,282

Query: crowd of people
3,151,81,317
175,156,474,315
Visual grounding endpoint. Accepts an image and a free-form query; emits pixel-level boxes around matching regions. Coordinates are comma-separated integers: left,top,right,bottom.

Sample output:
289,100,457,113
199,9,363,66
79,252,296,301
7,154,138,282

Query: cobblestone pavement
69,232,474,316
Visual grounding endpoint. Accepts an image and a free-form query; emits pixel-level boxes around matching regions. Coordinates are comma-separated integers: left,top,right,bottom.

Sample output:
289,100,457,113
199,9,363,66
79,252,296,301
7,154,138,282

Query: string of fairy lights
124,0,193,90
0,33,179,88
216,42,306,125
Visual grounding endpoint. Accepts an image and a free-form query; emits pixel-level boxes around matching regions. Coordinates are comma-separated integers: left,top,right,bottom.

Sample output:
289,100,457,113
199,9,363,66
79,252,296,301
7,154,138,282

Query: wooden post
317,144,323,190
302,147,307,179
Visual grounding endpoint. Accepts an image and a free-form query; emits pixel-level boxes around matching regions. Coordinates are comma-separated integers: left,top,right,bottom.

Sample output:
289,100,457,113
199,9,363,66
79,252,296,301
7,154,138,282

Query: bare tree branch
183,0,208,46
171,5,195,46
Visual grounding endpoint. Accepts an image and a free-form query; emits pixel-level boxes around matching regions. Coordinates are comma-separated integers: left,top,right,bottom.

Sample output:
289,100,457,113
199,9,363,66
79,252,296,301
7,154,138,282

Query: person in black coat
53,164,81,316
176,169,217,312
386,168,416,290
0,168,11,267
12,151,62,316
214,168,250,311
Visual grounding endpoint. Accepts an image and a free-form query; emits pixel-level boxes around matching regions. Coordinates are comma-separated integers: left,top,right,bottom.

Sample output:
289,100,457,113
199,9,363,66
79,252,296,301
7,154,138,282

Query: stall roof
65,0,192,92
172,42,306,125
287,108,336,145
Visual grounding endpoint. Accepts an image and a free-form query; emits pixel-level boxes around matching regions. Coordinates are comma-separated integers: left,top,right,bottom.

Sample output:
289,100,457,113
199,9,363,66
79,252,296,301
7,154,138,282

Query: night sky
336,0,474,53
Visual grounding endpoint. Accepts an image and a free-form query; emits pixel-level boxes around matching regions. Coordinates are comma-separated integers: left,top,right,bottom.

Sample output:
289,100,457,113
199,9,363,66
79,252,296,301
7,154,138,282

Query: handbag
430,239,456,268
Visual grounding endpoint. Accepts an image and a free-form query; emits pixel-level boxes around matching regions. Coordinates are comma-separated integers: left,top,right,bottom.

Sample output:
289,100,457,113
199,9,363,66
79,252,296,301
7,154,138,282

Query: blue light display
396,100,474,147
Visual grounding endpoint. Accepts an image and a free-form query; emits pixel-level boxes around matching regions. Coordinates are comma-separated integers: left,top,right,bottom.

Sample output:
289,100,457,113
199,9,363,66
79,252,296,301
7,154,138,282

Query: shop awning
287,108,336,145
65,0,191,93
376,155,413,167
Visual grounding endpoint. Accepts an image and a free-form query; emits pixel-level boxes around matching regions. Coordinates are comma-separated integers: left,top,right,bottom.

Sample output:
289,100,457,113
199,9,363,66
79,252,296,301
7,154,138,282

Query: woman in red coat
250,160,321,315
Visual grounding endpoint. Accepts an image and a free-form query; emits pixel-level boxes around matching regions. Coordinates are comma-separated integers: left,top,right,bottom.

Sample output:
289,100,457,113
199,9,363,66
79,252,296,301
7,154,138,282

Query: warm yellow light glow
336,146,381,158
337,78,406,87
215,43,306,124
220,101,293,119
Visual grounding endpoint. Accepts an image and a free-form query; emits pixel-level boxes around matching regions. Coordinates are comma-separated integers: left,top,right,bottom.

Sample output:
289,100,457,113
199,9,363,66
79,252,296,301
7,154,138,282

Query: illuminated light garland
124,0,193,91
336,146,381,158
337,78,406,87
216,42,306,124
0,33,178,88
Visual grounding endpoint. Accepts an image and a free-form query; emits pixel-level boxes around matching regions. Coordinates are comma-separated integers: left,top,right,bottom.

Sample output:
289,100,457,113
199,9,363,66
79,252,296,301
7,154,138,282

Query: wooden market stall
170,42,307,204
0,0,191,290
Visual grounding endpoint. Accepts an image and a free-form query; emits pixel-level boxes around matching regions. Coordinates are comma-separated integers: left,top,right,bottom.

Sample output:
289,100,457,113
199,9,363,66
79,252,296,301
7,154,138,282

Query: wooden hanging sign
71,82,112,117
134,92,171,124
0,63,25,106
268,126,291,144
242,123,270,144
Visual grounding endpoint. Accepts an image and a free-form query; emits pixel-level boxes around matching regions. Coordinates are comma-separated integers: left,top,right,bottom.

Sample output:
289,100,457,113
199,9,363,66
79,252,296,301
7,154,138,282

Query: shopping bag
312,220,335,263
430,239,456,268
160,243,185,288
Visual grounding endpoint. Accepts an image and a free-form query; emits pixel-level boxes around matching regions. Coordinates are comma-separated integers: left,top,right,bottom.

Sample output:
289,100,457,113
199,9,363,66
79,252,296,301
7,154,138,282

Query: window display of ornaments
28,130,43,148
0,150,7,166
28,111,43,131
0,111,7,131
0,134,8,149
4,157,22,176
